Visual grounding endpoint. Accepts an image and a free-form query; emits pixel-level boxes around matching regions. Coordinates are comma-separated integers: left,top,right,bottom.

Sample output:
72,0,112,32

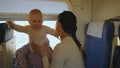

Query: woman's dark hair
58,11,86,61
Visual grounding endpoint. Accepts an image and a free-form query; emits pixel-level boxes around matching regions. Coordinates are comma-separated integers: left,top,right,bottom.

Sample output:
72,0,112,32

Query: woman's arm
50,45,65,68
31,41,65,68
31,42,49,68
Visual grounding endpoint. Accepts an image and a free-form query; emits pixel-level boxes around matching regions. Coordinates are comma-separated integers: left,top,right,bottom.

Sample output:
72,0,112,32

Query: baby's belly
30,39,45,45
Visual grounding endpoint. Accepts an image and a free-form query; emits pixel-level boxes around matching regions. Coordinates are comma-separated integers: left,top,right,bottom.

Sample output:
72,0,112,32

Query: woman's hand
31,42,50,68
31,41,47,57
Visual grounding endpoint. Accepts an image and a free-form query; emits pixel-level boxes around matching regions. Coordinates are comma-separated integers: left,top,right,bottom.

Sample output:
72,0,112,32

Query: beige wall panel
92,0,120,21
71,0,92,46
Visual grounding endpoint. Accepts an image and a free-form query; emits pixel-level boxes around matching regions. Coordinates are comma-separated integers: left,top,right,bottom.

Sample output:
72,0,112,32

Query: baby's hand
7,21,15,28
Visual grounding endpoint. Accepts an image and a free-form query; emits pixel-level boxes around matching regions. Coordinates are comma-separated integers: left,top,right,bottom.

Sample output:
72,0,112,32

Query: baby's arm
45,26,59,39
7,21,28,33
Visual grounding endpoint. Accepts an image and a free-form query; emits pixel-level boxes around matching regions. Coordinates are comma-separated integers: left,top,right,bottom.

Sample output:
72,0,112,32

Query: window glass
0,21,6,23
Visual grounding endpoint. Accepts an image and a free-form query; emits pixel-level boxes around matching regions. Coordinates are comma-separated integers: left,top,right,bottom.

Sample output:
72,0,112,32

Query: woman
32,11,85,68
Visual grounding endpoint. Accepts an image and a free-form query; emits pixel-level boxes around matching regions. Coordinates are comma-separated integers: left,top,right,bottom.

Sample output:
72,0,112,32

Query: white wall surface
71,0,92,46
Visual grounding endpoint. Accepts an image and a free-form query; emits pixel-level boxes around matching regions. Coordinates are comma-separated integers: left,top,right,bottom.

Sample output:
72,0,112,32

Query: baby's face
29,13,43,29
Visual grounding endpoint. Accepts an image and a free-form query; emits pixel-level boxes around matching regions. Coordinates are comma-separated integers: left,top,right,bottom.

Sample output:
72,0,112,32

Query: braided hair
58,11,86,61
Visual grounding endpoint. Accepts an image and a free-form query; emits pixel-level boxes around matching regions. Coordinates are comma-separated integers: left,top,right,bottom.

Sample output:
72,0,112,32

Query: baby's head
28,9,43,29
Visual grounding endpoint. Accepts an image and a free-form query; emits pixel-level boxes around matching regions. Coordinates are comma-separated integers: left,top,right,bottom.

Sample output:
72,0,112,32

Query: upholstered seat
112,25,120,68
84,21,114,68
0,23,13,43
0,23,15,68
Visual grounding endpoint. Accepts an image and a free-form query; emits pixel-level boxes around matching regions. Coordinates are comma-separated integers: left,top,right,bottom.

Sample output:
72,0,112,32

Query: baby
7,9,58,68
7,9,58,51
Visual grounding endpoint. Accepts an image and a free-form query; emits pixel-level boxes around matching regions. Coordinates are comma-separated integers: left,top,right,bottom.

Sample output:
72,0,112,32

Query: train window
0,0,69,50
0,1,69,14
14,21,60,50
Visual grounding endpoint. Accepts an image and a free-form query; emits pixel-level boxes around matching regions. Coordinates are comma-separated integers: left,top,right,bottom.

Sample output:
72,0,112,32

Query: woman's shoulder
54,43,61,49
53,40,68,51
